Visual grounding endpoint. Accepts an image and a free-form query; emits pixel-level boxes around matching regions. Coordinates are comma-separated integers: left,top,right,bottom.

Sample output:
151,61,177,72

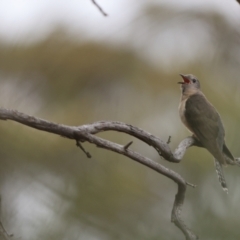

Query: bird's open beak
178,74,190,84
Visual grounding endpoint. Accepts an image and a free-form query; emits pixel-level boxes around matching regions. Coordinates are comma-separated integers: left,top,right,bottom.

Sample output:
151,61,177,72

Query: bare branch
91,0,108,16
74,131,198,240
0,108,202,239
77,121,180,162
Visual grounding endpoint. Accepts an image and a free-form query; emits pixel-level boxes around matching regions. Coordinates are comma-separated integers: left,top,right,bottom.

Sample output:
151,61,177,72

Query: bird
178,74,235,193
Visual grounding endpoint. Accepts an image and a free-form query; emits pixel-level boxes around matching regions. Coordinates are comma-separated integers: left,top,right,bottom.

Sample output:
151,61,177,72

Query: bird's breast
178,98,194,134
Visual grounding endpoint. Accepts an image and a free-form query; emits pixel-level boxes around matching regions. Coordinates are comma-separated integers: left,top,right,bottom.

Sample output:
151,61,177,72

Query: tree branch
0,108,199,239
91,0,108,16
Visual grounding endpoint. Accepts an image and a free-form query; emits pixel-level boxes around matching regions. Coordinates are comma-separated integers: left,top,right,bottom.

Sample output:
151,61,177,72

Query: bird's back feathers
183,93,227,165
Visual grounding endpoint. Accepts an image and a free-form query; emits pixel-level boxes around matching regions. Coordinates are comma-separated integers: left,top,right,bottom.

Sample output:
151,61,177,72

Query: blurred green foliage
0,3,240,240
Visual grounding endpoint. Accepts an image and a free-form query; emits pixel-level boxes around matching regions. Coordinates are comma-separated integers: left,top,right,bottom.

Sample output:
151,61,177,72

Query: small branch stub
186,182,197,188
124,141,133,150
76,140,92,158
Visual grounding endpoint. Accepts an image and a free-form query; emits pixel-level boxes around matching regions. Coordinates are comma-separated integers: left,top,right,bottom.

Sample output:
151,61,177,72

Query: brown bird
178,74,235,192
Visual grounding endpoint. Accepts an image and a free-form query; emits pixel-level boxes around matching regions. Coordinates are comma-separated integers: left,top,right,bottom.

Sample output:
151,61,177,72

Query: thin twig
124,141,133,150
186,182,197,188
91,0,108,16
167,136,171,144
76,140,92,158
1,108,232,239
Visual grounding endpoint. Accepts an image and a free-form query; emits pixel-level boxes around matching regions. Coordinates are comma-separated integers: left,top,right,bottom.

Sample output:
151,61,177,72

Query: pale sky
0,0,239,44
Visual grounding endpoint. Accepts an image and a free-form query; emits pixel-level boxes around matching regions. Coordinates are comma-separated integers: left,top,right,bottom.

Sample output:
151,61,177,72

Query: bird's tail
223,143,235,162
214,159,228,193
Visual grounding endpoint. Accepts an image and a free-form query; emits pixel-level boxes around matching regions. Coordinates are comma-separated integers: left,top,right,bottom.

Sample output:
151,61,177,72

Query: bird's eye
192,79,196,83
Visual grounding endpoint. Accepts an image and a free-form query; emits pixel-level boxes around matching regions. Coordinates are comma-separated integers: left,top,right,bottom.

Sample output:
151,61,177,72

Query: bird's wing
185,93,225,152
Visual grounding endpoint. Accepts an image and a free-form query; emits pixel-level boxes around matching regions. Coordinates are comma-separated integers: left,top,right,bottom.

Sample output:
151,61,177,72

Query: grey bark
0,108,238,239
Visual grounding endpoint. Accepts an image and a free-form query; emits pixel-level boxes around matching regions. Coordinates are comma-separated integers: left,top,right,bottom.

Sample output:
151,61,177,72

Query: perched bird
178,74,235,193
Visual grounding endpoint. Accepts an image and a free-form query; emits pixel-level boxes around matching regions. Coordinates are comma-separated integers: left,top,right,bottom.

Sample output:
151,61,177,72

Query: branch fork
0,108,237,239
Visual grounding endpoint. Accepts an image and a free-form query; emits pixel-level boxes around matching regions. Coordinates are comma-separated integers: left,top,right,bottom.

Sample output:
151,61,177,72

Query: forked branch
0,108,217,240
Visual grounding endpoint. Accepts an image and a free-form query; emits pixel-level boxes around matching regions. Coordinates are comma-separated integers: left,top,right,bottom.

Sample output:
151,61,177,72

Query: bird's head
178,74,201,94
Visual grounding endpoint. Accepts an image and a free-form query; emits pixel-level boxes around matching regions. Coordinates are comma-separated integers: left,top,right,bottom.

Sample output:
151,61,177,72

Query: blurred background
0,0,240,239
